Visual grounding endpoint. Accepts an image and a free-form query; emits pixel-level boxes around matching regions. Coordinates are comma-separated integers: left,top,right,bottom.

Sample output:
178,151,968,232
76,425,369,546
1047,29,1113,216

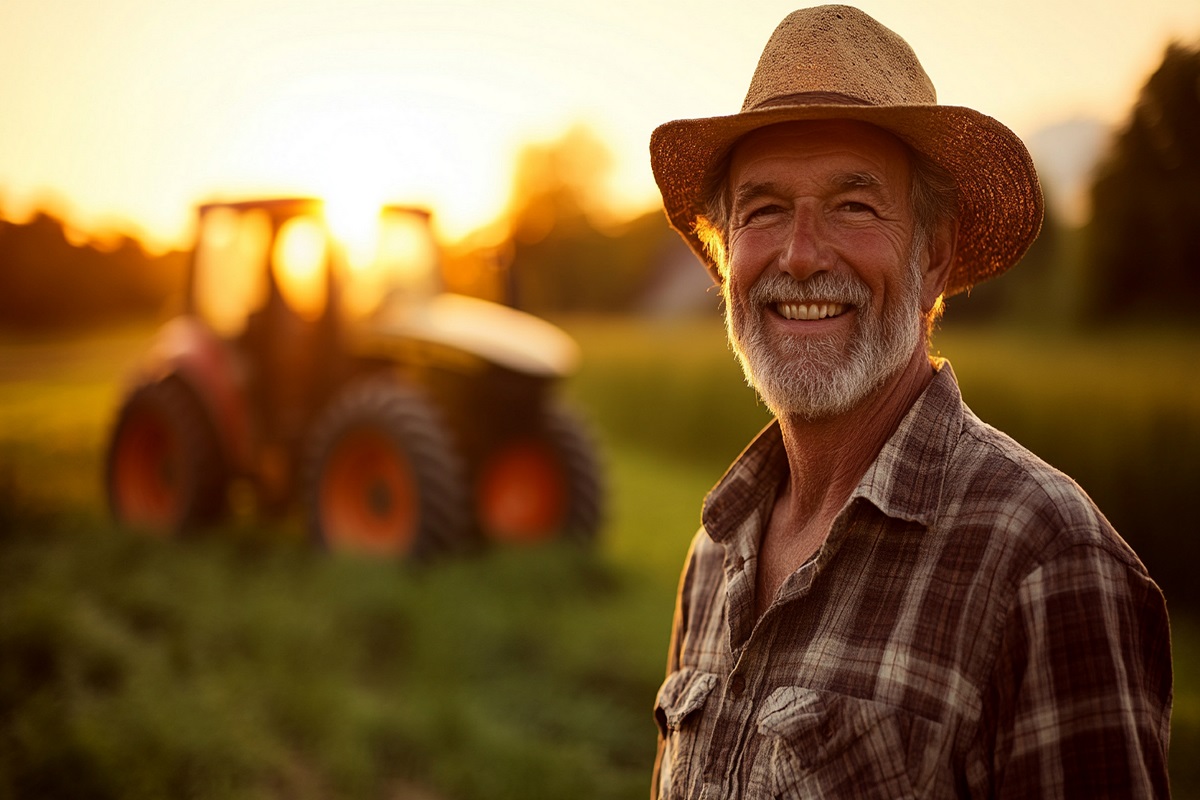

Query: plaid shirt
652,361,1172,799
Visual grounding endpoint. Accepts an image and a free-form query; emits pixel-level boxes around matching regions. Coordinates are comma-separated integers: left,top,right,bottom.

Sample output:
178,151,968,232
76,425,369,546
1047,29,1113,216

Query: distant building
636,233,721,318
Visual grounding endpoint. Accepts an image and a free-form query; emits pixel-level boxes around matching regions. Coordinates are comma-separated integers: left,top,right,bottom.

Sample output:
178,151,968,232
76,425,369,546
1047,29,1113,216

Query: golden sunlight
3,0,1199,253
336,206,441,321
376,209,439,290
325,194,383,274
193,207,271,338
272,216,328,322
226,68,510,247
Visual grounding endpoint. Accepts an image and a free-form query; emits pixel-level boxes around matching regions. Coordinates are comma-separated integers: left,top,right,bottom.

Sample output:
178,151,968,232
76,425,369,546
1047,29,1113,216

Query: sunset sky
1,0,1198,251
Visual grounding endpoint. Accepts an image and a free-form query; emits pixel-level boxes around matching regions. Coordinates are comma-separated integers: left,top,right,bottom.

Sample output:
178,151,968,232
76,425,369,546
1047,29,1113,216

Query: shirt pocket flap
655,668,719,733
757,686,920,742
757,685,825,738
753,686,944,795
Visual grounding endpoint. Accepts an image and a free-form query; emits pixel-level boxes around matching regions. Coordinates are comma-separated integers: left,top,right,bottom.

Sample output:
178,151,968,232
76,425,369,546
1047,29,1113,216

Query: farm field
1,316,1197,798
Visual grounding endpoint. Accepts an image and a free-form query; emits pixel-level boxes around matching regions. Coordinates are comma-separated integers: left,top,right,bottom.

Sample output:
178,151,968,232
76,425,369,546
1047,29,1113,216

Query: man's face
721,120,930,420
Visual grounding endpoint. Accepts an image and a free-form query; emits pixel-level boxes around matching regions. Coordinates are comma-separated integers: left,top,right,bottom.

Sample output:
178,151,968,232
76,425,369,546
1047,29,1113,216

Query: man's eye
841,201,876,214
745,204,784,222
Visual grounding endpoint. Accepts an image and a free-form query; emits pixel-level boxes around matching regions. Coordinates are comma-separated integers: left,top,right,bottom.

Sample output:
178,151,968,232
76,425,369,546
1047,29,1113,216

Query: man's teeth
776,302,847,320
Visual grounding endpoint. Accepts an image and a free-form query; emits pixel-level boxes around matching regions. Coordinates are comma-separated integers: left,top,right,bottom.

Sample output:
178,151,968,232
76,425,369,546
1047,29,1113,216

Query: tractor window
339,210,440,322
271,216,329,322
192,208,271,337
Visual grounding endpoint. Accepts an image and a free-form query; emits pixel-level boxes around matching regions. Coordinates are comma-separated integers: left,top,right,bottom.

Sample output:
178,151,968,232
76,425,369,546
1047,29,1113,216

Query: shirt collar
853,358,962,526
701,417,788,547
702,359,964,542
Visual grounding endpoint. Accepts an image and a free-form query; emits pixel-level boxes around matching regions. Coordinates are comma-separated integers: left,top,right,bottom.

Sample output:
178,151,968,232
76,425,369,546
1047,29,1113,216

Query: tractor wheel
105,378,226,534
305,378,470,559
476,402,604,545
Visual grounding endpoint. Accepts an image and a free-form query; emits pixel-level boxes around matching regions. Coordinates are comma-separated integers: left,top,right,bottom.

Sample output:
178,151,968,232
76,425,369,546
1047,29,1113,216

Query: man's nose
778,209,830,281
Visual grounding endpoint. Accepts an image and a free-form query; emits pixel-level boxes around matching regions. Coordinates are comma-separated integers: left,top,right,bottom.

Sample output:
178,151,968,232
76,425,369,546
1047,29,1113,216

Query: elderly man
648,6,1172,799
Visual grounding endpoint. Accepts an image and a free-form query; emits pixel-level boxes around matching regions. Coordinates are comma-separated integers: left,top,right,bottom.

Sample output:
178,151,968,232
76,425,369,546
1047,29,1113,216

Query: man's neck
753,347,936,619
774,346,936,534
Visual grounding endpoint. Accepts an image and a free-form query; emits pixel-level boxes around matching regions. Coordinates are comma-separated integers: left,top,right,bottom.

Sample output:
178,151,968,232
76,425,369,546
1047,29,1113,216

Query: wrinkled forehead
726,119,915,189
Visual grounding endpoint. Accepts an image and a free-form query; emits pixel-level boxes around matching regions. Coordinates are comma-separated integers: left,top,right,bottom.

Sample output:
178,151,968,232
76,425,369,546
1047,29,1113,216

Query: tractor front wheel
305,378,470,559
105,378,227,534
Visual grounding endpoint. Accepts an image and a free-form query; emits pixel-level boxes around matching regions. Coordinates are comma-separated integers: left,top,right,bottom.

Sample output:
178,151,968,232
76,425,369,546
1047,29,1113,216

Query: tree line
0,212,186,330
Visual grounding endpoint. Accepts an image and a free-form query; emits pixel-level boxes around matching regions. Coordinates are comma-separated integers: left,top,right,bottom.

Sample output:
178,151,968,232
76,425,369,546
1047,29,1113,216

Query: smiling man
648,7,1171,799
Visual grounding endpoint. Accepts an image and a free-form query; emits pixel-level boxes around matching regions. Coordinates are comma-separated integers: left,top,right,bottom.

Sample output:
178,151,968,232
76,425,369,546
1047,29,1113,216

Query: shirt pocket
750,686,944,800
654,667,719,800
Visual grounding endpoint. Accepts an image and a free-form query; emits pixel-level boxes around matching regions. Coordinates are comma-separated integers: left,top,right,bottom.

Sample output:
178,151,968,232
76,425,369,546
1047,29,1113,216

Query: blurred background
1,0,1198,797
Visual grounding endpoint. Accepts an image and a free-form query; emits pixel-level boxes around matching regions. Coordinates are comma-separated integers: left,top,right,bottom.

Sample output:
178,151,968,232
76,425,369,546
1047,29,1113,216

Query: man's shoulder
943,407,1145,573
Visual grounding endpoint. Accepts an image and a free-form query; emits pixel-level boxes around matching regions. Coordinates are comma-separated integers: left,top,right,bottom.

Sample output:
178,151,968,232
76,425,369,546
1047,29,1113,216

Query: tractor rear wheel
305,378,470,559
105,378,226,534
476,402,604,545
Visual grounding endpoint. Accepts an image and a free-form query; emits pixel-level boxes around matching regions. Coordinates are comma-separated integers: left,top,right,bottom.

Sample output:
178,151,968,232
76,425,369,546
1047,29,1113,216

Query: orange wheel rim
112,408,181,533
478,440,566,543
319,428,417,555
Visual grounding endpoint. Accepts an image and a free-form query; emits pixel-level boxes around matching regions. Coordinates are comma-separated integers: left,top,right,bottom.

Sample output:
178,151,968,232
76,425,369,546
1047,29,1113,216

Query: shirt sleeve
985,542,1173,799
651,532,703,800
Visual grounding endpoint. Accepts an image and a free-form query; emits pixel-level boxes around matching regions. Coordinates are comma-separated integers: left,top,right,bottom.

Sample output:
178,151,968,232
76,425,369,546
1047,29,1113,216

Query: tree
0,210,185,330
1082,41,1200,322
502,125,669,314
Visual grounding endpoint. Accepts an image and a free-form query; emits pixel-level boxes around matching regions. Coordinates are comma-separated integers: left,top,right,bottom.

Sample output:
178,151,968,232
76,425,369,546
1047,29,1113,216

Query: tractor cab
189,197,440,332
185,200,448,457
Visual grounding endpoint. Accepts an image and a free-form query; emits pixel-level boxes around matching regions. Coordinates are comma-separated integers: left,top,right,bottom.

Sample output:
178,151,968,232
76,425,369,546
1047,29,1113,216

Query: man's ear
920,218,957,312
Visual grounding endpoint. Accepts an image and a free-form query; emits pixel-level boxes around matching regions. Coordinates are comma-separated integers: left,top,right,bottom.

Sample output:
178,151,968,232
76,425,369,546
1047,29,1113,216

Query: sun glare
377,210,439,289
325,194,384,273
332,205,442,321
272,216,328,322
218,69,509,247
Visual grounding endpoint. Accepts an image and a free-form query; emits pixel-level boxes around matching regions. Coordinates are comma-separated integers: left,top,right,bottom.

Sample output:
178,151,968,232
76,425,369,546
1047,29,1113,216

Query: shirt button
729,675,746,698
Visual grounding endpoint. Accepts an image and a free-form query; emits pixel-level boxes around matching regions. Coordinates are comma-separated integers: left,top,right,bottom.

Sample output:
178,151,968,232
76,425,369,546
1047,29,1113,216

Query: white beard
723,249,924,420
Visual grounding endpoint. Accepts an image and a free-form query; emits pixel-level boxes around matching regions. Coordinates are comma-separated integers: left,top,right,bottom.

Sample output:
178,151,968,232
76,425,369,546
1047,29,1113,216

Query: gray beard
722,253,924,420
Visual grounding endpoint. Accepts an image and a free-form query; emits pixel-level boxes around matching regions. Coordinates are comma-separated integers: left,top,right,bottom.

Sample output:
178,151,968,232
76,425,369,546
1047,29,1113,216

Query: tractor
104,197,604,558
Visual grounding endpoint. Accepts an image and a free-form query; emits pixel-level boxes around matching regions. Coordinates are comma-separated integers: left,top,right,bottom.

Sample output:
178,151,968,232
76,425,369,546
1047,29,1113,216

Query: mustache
747,271,871,307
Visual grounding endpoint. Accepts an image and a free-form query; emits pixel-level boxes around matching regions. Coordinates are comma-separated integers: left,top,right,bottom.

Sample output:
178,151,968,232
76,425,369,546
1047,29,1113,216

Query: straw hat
650,5,1043,297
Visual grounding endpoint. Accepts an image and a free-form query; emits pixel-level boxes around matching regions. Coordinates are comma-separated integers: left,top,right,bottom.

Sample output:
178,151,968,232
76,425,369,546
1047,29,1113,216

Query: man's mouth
775,302,848,321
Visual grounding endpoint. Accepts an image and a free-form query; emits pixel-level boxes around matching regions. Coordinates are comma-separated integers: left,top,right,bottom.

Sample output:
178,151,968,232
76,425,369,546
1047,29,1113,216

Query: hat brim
650,103,1043,297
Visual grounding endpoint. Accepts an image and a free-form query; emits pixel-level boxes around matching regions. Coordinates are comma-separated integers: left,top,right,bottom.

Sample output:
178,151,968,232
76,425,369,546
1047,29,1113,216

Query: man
648,6,1172,799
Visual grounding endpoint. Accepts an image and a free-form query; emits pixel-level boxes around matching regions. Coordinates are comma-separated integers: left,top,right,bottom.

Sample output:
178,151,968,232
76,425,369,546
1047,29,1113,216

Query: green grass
0,469,693,800
1,317,1198,798
0,512,662,799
